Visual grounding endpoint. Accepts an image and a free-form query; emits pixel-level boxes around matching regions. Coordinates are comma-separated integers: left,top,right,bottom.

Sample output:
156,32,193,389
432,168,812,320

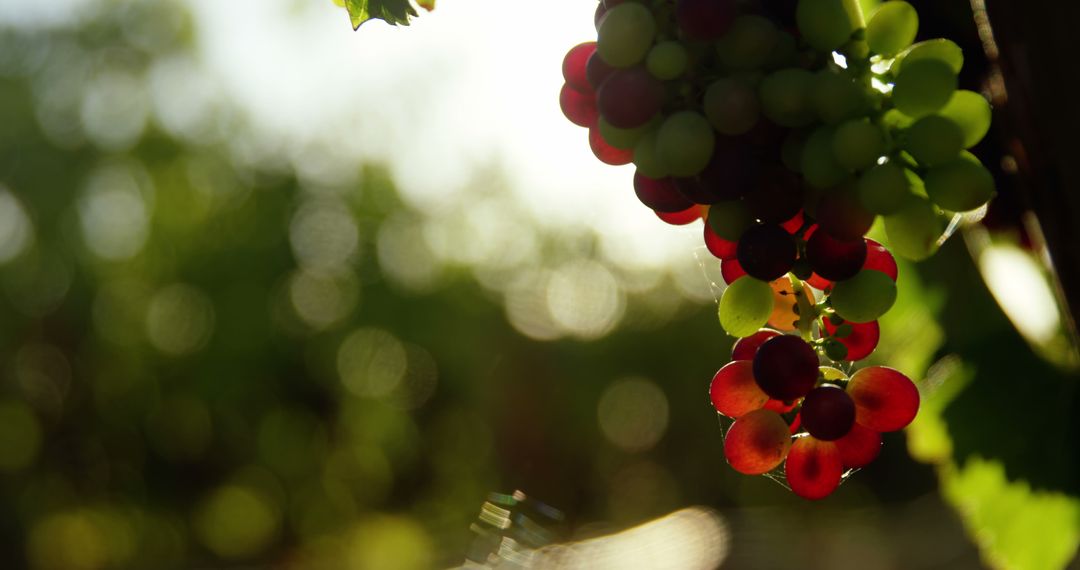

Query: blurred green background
0,0,1077,568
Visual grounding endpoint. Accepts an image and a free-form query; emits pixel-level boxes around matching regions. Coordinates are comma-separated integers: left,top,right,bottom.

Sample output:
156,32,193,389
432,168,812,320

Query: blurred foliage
336,0,435,29
0,0,1075,569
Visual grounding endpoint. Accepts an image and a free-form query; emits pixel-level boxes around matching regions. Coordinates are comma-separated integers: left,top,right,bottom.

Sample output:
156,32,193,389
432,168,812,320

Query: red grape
597,67,663,129
765,399,798,414
753,335,819,400
704,223,738,260
586,51,616,91
676,0,735,41
745,169,804,224
847,366,920,432
736,224,797,281
655,205,702,225
563,42,597,94
731,329,781,360
800,385,856,441
815,189,875,241
833,423,881,468
589,126,633,165
785,436,843,500
724,408,792,475
634,172,694,213
806,228,867,281
559,83,597,128
822,318,880,361
864,238,898,281
709,360,769,418
780,210,805,234
721,258,747,284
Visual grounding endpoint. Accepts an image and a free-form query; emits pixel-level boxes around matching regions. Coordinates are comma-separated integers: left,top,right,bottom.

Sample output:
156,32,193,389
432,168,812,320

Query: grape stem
789,274,818,342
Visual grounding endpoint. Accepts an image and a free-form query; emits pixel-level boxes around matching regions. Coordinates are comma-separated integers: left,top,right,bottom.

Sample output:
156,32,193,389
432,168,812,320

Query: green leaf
344,0,427,29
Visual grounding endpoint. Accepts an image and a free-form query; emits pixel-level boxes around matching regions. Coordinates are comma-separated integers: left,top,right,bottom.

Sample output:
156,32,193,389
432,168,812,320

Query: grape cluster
559,0,987,498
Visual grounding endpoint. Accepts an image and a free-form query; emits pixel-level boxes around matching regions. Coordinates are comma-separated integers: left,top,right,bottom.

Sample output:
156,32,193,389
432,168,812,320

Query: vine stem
789,274,818,343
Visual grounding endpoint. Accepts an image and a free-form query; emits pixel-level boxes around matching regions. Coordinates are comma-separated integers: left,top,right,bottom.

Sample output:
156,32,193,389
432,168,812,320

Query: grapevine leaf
344,0,427,29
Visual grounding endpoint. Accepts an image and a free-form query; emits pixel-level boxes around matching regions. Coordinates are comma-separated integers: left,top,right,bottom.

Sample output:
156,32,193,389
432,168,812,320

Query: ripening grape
892,59,957,118
657,111,715,177
800,385,856,441
724,408,792,475
721,258,747,284
704,78,760,136
938,90,992,148
719,276,775,337
785,436,843,500
633,129,669,178
646,41,689,80
858,162,918,215
597,3,657,68
829,269,897,323
715,15,778,71
822,318,880,361
688,137,762,202
731,328,782,360
737,224,797,281
883,195,943,261
759,68,816,128
586,51,616,90
900,38,964,74
832,119,886,172
655,205,702,225
633,172,693,212
765,30,798,69
676,0,736,41
780,210,805,234
815,185,875,241
559,84,597,128
589,126,634,165
563,42,597,94
846,366,920,432
753,335,819,400
707,199,754,241
904,115,964,166
811,70,867,125
795,0,861,53
806,228,867,281
710,360,770,418
863,238,898,281
925,153,996,212
705,223,739,260
597,66,664,128
833,422,881,468
865,1,918,57
801,126,848,189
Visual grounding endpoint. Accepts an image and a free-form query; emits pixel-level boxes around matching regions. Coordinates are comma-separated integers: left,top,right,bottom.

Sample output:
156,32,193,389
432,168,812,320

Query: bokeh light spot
597,377,669,453
0,186,33,263
0,400,42,471
145,283,215,355
546,259,625,339
338,328,408,399
194,484,281,560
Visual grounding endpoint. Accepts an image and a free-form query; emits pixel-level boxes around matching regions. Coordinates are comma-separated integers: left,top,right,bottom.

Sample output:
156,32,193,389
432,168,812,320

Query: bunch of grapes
560,0,994,498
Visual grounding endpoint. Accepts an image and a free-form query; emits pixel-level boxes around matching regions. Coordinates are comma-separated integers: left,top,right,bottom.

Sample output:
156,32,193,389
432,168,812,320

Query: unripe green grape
646,41,689,80
811,70,867,125
597,3,657,68
904,115,963,166
938,90,992,148
707,199,754,241
899,38,964,74
892,59,957,118
881,108,914,130
633,129,669,178
830,269,897,323
924,152,995,212
865,1,918,57
801,126,848,188
884,196,942,260
656,111,715,176
832,119,886,171
858,162,919,215
598,116,656,150
719,277,775,337
759,68,816,127
796,0,862,53
716,15,777,71
765,31,798,69
704,78,760,135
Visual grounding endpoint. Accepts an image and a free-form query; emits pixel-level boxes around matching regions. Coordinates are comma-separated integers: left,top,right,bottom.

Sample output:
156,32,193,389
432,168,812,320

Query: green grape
924,152,995,212
865,1,918,57
892,59,957,118
904,115,963,166
883,196,942,260
858,162,919,215
759,68,816,127
796,0,862,53
801,126,848,188
704,78,760,135
811,70,867,124
633,129,669,178
830,269,897,323
707,199,754,241
598,116,655,150
881,108,914,130
597,3,657,68
656,111,715,176
832,119,886,171
938,90,992,148
719,277,775,337
647,41,689,80
716,15,777,71
899,38,964,74
765,31,798,69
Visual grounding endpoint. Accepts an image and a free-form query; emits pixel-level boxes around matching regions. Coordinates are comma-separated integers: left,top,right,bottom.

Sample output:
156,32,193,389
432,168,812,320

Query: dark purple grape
805,228,867,281
736,224,797,281
746,169,804,224
587,51,616,91
753,335,819,401
633,172,694,212
596,66,663,128
676,0,735,41
815,187,875,241
800,385,856,441
674,137,758,204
